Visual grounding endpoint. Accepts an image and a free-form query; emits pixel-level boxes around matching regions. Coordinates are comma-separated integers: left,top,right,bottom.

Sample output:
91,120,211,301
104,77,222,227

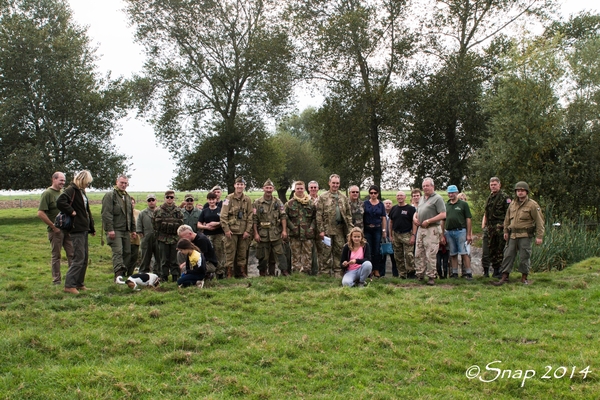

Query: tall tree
399,0,554,190
125,0,296,192
271,110,327,200
0,0,130,190
471,14,600,219
290,0,415,190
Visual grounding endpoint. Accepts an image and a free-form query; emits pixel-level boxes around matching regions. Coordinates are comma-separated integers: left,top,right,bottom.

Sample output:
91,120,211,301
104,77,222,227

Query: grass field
1,205,598,399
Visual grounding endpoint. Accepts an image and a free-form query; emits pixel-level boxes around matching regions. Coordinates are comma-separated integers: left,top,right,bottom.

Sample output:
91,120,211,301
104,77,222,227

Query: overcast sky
67,0,597,192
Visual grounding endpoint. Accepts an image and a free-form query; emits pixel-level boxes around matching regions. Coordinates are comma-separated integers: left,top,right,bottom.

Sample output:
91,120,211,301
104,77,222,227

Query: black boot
172,274,179,283
492,267,501,279
483,267,490,278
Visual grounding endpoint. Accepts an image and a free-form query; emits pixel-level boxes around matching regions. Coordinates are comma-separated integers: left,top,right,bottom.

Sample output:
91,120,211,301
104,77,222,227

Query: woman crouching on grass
176,239,206,288
340,227,372,287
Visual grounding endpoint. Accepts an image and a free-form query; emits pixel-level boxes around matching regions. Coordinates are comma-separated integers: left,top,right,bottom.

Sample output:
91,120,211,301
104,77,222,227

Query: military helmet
514,181,530,192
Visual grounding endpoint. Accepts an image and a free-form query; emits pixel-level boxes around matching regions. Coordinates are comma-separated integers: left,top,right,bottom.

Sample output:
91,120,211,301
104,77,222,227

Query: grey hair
177,225,194,235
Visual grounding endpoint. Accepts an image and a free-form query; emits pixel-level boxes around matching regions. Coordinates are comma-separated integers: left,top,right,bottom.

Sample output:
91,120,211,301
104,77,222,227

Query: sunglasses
186,199,194,202
369,192,378,195
166,196,174,199
350,191,359,193
147,199,156,202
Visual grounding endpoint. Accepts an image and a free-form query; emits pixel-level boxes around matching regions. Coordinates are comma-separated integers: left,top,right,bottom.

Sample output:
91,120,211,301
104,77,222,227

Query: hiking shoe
463,274,473,281
450,273,459,279
426,277,435,286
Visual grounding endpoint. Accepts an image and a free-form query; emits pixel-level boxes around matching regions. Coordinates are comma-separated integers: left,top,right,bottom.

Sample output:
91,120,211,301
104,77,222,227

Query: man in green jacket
102,175,136,282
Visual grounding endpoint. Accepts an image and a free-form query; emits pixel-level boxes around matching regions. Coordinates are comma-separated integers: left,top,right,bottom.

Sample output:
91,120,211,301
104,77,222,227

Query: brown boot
241,265,248,278
281,269,290,277
64,287,79,294
492,273,510,286
521,274,529,285
426,277,435,286
226,267,233,279
259,269,267,277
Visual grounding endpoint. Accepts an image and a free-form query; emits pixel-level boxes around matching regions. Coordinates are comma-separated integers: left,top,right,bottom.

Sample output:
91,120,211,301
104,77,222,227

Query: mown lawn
0,206,598,399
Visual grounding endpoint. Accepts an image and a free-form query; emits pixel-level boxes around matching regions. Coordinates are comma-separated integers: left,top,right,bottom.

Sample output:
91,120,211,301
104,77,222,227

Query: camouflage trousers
289,238,314,273
225,234,251,277
319,229,346,277
312,238,324,275
482,225,506,269
208,234,226,275
255,239,288,272
415,225,442,279
392,232,415,278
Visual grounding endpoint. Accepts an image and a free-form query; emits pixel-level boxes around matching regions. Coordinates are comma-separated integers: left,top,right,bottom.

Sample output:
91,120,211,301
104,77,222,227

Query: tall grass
531,220,600,272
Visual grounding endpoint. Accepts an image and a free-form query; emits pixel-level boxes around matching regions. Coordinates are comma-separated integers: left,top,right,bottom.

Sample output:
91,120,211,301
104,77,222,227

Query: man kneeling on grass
340,227,372,287
176,239,206,288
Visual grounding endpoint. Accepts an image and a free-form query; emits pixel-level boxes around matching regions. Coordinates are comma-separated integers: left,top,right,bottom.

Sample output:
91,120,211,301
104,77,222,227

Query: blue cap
447,185,459,193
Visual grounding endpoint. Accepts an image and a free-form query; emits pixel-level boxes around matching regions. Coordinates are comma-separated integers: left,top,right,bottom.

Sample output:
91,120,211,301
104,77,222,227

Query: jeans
177,273,204,287
342,261,373,287
364,227,382,275
444,228,468,256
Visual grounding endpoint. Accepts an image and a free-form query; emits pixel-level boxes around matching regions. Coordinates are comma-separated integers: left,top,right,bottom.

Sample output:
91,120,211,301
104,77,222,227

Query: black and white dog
116,273,161,291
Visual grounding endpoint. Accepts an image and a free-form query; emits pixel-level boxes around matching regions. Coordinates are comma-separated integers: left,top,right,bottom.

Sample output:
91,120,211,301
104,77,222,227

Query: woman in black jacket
340,227,373,287
57,170,95,294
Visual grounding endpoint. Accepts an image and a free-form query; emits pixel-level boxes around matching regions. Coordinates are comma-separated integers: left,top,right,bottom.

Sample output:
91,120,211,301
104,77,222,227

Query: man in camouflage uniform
221,177,253,278
285,181,316,274
348,185,364,230
153,190,184,282
182,193,202,233
102,175,136,282
494,182,544,286
316,174,354,277
481,177,511,278
253,179,289,276
308,180,322,275
136,194,159,274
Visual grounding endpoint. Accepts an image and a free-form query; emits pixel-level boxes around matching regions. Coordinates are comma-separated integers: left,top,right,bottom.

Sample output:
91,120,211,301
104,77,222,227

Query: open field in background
1,206,599,399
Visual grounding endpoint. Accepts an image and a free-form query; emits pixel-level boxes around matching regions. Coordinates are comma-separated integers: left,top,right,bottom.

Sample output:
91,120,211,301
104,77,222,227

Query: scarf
114,185,128,197
293,192,311,205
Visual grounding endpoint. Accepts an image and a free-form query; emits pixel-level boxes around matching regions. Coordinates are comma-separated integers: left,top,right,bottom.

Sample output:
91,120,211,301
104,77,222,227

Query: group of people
38,171,545,293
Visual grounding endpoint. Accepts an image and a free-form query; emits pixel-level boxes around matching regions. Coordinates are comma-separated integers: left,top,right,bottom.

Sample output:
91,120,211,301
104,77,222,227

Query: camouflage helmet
514,181,530,192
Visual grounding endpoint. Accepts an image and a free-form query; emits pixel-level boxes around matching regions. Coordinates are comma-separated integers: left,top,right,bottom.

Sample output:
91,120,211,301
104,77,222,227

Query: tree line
1,0,599,220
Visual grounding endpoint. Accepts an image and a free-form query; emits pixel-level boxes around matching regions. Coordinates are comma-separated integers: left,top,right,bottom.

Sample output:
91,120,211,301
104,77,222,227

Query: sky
67,0,598,192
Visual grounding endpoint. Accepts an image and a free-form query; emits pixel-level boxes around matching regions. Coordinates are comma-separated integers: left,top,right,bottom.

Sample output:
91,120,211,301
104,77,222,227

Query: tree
0,0,130,190
125,0,296,192
172,114,282,191
398,0,555,190
400,53,488,189
271,110,327,200
290,0,415,190
471,14,600,219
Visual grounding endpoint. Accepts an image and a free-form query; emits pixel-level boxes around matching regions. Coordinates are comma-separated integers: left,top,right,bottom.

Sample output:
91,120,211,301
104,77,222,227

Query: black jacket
340,242,371,271
184,252,206,279
57,183,95,234
191,232,218,266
